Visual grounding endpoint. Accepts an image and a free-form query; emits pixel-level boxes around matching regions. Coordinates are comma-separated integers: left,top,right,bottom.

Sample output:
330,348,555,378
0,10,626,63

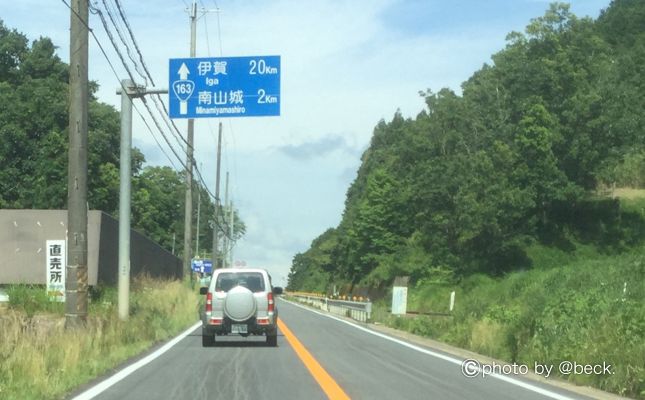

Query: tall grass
0,276,200,400
374,249,645,399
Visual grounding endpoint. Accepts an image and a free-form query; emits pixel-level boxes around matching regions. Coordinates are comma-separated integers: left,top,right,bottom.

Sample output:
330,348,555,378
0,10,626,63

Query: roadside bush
5,285,63,317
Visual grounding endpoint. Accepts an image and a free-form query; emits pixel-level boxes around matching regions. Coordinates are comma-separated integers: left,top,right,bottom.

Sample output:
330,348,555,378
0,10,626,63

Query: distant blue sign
168,56,280,118
192,259,213,274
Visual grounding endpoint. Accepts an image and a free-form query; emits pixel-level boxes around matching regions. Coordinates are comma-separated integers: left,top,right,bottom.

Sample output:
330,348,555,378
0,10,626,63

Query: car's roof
212,268,267,274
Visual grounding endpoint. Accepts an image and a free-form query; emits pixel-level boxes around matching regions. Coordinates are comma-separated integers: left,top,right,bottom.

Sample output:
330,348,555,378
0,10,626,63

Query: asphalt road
75,298,596,400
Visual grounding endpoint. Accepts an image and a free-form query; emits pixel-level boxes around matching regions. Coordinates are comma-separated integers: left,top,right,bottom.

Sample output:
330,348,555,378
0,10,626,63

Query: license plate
231,324,248,334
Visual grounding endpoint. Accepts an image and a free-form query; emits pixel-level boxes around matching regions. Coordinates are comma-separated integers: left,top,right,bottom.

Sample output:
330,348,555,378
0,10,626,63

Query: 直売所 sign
46,240,66,302
168,56,280,118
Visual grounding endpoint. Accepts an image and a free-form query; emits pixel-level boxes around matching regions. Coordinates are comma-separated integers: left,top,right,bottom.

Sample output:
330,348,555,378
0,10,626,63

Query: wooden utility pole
66,0,89,328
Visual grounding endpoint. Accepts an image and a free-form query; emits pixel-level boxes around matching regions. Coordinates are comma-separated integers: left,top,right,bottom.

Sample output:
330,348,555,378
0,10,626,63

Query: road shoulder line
280,298,598,400
70,321,202,400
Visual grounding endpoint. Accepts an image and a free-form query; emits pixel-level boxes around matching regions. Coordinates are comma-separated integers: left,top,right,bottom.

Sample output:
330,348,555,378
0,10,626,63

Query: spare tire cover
224,286,257,322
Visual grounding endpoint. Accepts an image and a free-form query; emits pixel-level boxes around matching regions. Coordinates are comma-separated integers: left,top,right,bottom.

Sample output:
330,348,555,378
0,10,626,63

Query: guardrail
287,292,372,323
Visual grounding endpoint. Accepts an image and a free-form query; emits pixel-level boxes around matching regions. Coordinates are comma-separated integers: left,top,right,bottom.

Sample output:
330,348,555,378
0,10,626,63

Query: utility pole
66,0,89,328
116,81,167,321
223,171,229,268
212,122,222,268
183,1,197,285
229,199,234,267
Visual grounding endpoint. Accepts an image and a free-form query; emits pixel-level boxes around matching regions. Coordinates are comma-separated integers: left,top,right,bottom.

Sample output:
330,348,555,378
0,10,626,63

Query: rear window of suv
215,272,266,293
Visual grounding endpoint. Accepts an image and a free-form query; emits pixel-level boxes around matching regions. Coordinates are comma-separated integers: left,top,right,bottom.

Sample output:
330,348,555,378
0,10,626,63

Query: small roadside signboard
192,258,213,274
168,56,280,119
391,276,409,315
46,240,66,302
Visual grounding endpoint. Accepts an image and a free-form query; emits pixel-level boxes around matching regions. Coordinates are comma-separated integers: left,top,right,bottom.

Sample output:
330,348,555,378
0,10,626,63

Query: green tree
0,21,245,255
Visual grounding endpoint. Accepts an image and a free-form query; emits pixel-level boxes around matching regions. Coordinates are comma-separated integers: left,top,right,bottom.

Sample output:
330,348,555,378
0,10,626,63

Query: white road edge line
71,321,202,400
280,298,577,400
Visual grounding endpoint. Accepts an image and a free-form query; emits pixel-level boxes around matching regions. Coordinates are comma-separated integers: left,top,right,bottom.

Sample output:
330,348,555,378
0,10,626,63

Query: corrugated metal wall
0,210,182,285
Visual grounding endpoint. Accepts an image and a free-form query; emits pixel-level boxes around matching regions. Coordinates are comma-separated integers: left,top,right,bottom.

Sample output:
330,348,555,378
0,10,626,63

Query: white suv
200,268,283,347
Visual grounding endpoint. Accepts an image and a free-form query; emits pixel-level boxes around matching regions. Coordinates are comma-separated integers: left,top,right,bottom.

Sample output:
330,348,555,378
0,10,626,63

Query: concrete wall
0,209,182,285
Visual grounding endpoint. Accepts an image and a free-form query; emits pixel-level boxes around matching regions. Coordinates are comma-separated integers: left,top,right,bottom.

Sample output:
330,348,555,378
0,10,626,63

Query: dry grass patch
0,276,200,400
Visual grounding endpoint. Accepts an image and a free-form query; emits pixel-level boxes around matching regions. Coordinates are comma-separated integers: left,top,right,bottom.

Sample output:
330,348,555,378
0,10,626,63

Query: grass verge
0,275,200,400
372,249,645,399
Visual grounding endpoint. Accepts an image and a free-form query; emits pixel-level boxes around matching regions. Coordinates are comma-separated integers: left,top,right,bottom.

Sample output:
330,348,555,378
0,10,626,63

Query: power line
62,0,234,239
91,4,191,171
106,1,227,219
134,106,179,170
101,1,190,154
202,5,212,56
103,0,147,84
90,2,188,172
65,1,176,173
90,3,137,83
213,0,224,56
111,0,152,85
104,1,232,237
203,0,240,237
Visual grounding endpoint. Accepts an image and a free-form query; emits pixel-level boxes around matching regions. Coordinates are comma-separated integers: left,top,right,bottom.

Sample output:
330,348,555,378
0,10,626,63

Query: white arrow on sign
178,63,190,80
175,63,193,114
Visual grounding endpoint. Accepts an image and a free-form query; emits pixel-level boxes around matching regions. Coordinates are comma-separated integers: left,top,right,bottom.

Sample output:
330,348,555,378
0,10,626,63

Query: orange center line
277,319,351,400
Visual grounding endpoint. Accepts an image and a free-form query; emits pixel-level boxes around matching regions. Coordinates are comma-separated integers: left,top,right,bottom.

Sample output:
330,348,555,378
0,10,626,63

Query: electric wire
63,0,234,239
103,0,148,85
91,3,192,174
111,0,193,155
208,0,241,242
103,1,190,155
94,1,216,205
105,1,231,237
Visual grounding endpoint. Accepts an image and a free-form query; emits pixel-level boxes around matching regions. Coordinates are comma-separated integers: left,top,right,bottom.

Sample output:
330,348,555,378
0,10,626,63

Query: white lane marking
71,321,202,400
280,298,579,400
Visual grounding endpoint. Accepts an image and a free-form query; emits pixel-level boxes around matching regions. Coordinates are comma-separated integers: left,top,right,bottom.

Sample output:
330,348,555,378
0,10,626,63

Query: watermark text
461,359,614,379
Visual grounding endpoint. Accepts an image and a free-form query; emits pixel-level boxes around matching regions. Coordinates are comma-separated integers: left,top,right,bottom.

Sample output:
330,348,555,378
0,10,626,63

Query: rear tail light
206,292,212,313
257,317,270,325
209,317,223,325
267,292,274,313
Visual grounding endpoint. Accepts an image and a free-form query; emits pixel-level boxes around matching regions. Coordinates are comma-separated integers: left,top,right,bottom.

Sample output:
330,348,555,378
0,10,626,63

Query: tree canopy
288,1,645,291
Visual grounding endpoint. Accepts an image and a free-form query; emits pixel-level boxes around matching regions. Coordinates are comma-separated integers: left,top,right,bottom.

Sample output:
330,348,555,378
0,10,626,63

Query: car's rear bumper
202,316,277,336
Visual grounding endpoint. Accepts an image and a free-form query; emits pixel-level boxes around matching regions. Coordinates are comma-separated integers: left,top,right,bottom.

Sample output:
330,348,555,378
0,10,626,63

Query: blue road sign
192,259,213,274
168,56,280,118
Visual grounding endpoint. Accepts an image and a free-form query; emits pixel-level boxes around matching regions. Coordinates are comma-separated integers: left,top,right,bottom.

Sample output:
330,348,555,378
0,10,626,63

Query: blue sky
2,0,610,286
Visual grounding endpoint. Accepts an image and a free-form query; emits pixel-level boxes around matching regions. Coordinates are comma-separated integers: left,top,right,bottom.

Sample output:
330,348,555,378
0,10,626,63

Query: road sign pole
118,79,133,321
116,83,167,320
